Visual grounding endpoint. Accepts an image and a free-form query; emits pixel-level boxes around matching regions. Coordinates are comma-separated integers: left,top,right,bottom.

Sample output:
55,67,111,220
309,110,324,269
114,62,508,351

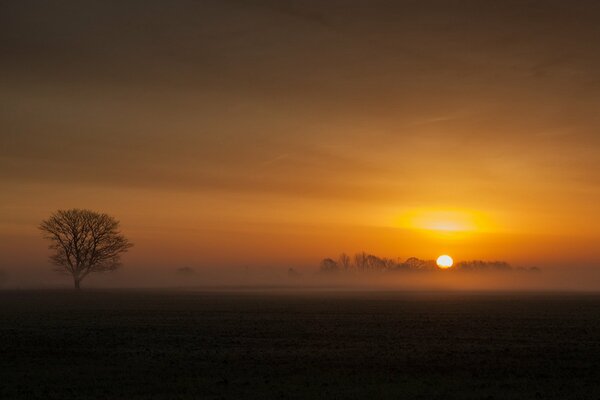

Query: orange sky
2,1,600,277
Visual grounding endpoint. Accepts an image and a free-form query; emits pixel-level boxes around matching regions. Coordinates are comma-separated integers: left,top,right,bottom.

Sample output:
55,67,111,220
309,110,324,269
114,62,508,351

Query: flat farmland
1,290,599,399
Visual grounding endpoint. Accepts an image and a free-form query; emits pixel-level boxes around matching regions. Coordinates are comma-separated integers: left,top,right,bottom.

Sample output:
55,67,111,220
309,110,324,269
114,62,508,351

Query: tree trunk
74,277,81,290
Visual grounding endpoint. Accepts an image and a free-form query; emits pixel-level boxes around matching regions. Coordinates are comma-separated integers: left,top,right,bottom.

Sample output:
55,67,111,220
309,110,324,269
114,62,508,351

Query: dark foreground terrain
1,290,599,399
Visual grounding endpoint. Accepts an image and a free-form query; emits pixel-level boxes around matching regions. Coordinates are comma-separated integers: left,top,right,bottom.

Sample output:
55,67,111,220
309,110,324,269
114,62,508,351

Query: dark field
1,291,600,399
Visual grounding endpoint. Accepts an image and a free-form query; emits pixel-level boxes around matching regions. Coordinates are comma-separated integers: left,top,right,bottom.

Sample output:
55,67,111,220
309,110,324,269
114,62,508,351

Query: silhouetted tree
364,254,384,271
319,251,523,276
319,258,339,273
39,209,133,289
338,253,352,272
455,260,512,271
395,257,437,271
393,260,411,271
403,257,426,270
382,257,398,270
354,252,369,272
346,253,396,272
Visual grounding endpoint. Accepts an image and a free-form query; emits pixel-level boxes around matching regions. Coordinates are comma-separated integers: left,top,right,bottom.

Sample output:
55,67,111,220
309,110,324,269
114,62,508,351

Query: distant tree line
454,260,511,271
318,253,533,273
319,252,437,273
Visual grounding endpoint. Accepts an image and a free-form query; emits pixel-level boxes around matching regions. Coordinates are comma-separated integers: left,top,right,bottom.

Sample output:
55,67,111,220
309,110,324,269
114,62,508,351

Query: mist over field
2,263,600,292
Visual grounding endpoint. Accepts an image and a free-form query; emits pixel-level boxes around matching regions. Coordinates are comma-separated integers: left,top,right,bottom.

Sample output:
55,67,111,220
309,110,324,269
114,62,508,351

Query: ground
1,290,599,399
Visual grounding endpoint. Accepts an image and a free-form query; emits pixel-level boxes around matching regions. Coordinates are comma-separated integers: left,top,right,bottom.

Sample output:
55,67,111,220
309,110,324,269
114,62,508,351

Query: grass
1,290,599,399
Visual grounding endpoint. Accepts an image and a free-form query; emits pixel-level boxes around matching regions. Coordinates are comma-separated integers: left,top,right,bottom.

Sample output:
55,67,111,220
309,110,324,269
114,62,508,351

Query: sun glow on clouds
396,208,493,234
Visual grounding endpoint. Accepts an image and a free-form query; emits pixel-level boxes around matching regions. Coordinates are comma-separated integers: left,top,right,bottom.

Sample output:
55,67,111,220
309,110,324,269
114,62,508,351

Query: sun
436,255,454,269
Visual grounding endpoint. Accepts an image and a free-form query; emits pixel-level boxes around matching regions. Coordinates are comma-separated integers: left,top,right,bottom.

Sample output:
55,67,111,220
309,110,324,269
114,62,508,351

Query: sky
3,1,600,283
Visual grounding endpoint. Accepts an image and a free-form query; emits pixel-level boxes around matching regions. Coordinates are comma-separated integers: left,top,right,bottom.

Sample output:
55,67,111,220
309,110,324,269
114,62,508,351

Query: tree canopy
39,209,133,289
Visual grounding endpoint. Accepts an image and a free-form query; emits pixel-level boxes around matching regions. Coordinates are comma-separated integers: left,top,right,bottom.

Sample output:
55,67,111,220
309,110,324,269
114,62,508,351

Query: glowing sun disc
436,255,454,269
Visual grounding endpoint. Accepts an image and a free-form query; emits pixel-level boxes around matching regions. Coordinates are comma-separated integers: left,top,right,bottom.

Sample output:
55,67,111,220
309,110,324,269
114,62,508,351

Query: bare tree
403,257,425,270
338,253,352,272
319,258,339,273
39,209,133,289
365,254,387,272
455,260,512,271
354,252,369,272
